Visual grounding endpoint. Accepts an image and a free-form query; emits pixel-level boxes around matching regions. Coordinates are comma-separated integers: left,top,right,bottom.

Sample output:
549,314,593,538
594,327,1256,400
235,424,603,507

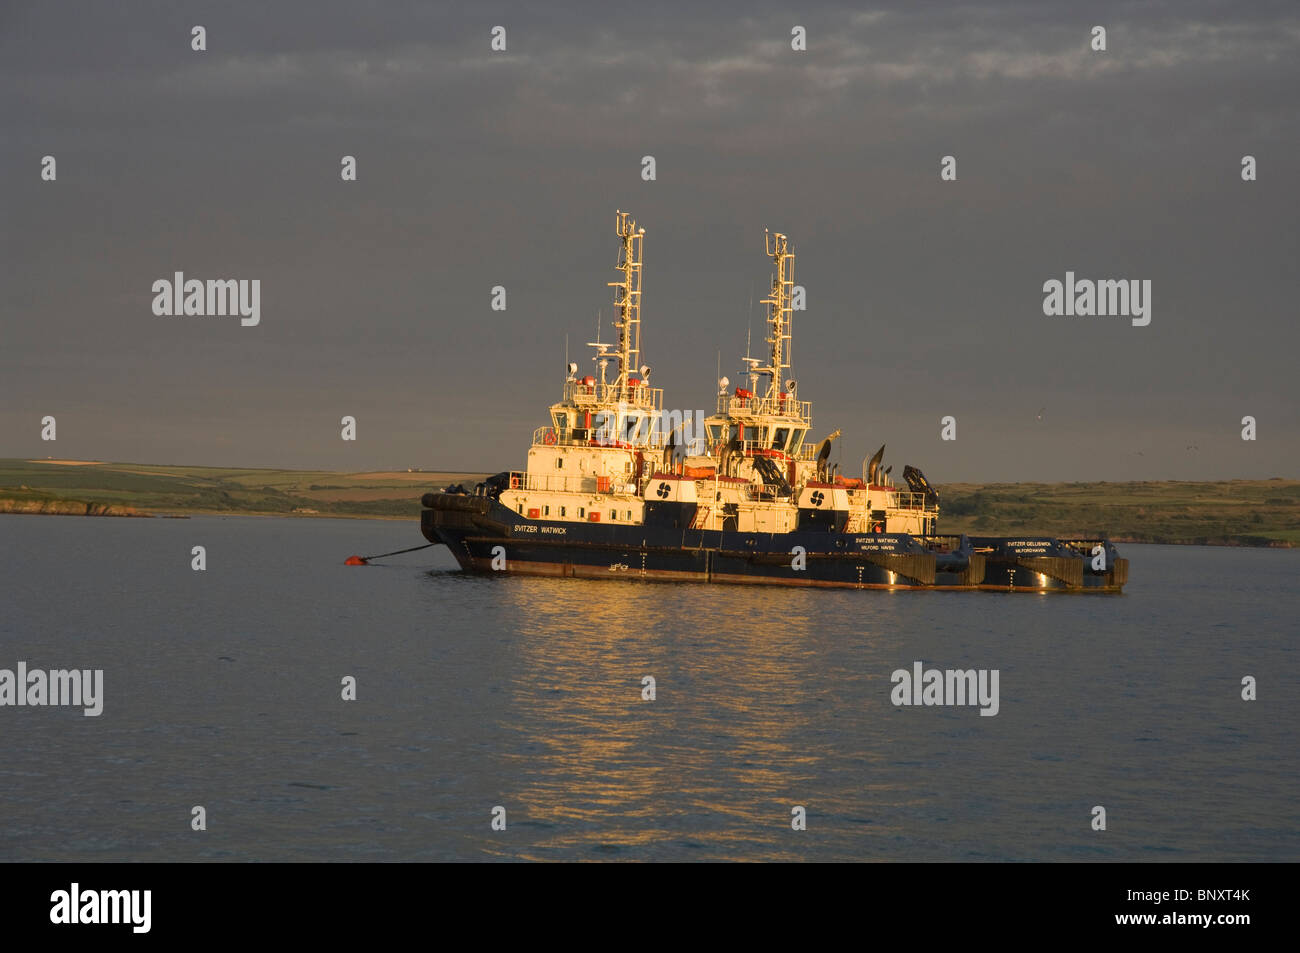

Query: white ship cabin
705,383,817,485
499,372,666,526
495,372,938,536
492,211,940,537
700,384,938,536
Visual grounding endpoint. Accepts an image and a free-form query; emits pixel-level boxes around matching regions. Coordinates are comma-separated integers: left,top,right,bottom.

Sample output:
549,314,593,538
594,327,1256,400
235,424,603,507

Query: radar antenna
742,323,761,393
587,309,614,386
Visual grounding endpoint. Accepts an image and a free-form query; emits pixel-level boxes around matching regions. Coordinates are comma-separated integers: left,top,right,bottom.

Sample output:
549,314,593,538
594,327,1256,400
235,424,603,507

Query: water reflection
8,514,1293,862
474,578,922,860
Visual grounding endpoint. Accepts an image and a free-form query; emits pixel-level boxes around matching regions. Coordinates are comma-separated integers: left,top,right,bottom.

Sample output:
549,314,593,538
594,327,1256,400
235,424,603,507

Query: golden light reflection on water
475,577,924,860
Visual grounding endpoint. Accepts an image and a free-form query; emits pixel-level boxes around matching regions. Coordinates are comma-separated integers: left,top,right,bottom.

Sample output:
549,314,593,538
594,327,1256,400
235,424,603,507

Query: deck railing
888,491,937,511
523,473,599,493
532,425,705,454
715,393,812,422
503,469,640,495
564,379,663,411
713,439,815,460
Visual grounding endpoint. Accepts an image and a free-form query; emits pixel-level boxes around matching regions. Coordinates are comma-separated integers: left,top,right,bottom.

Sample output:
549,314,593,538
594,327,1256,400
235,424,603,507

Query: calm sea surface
1,514,1296,862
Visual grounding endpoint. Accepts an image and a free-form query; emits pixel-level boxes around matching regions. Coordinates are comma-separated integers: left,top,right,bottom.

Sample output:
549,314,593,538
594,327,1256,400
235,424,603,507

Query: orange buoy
344,556,368,566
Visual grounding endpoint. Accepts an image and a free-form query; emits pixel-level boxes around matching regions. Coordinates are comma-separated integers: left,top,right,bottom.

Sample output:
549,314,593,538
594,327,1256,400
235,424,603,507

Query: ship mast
607,210,645,399
759,230,794,401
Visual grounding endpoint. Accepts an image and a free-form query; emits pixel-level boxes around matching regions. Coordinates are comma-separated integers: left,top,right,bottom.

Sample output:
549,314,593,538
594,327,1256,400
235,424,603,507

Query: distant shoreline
2,459,1297,548
3,506,1294,549
0,503,410,522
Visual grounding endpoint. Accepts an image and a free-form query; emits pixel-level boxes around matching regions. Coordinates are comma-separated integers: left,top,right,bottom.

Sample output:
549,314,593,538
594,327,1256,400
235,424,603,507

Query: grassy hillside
937,480,1300,547
3,460,1297,546
0,459,484,520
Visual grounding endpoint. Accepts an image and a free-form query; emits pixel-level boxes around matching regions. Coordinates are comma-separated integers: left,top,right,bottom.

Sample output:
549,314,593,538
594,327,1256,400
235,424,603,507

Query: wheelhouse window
772,427,789,451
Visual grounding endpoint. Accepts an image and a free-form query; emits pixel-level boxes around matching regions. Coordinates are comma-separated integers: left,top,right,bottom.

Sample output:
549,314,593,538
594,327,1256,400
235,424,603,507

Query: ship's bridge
532,376,667,449
703,417,816,459
704,387,815,459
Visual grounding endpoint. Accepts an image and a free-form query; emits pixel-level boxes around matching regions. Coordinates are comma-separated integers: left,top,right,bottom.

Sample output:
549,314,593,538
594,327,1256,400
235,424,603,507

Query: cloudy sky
3,1,1297,481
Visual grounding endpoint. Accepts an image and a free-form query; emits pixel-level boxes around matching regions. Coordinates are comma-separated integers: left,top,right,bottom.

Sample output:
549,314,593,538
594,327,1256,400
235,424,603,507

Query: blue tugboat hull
420,494,1127,592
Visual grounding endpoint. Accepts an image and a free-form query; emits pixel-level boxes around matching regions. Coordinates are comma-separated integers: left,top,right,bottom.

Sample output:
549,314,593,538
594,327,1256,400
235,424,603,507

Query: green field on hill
0,459,484,519
2,459,1297,546
936,480,1300,547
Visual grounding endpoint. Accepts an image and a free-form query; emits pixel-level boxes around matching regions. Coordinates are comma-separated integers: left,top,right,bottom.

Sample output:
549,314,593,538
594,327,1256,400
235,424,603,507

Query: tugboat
420,211,1128,592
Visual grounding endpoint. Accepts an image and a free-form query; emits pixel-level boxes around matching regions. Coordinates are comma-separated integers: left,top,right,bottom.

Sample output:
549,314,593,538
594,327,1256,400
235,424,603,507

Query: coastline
3,459,1297,547
3,504,1291,547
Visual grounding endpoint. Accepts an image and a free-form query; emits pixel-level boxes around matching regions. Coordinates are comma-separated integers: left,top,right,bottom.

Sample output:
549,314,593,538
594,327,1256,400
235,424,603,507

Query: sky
2,0,1297,482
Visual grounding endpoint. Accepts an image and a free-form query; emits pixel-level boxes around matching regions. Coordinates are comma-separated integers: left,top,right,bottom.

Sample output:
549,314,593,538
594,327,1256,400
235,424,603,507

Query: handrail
715,393,812,421
887,491,936,511
504,468,641,495
708,439,815,460
531,425,701,451
523,473,598,493
564,379,664,411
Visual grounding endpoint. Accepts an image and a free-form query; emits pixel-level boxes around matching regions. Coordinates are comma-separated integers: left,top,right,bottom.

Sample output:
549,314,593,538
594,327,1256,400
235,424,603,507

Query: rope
347,543,436,565
363,543,435,560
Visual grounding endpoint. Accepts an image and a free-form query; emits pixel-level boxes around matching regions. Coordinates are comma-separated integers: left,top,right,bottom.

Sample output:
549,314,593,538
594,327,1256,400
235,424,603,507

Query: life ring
873,522,883,533
510,475,521,489
543,429,557,445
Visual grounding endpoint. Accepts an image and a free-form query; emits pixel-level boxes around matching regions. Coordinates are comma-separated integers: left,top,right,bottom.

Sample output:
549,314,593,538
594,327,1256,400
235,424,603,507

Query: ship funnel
866,443,886,484
813,429,840,482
